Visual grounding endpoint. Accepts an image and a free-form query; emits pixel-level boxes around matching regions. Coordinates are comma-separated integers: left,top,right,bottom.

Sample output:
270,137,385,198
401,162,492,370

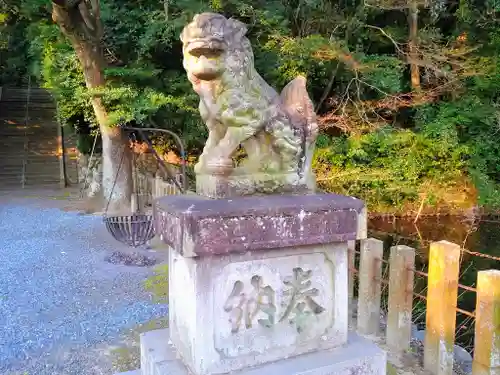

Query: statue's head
180,13,250,82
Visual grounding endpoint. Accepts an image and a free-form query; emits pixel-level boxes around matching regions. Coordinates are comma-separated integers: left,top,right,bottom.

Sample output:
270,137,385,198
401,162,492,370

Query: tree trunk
52,1,132,213
408,0,421,91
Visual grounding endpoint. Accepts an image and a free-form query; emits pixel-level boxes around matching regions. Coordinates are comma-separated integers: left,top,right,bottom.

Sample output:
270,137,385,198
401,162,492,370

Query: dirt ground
0,187,444,375
0,186,169,375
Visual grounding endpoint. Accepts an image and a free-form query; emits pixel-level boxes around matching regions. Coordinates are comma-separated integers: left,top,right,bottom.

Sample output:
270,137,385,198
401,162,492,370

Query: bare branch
365,24,405,56
315,61,340,112
364,0,430,10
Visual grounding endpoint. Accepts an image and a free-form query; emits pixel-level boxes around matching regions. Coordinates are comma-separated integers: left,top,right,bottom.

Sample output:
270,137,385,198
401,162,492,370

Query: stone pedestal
115,193,384,375
137,328,386,375
195,172,316,199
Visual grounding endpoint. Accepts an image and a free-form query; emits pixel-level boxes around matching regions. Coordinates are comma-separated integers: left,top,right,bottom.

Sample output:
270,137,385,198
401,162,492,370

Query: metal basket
103,214,156,247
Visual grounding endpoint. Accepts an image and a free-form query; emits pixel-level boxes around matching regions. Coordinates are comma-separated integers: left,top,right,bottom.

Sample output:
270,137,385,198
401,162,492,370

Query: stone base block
168,244,349,375
129,328,386,375
195,172,316,199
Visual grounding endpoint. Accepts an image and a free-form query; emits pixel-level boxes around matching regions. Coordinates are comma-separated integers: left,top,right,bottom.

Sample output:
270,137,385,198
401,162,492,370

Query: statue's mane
224,36,255,79
220,21,278,100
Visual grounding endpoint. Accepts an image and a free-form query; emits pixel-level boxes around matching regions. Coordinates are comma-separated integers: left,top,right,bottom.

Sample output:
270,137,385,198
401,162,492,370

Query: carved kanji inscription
223,275,276,333
223,267,325,334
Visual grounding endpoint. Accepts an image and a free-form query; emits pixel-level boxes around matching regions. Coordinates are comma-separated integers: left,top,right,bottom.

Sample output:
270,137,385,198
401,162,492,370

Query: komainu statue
181,13,318,197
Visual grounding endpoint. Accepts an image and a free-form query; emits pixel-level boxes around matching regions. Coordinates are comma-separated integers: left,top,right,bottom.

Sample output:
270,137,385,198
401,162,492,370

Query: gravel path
0,198,169,375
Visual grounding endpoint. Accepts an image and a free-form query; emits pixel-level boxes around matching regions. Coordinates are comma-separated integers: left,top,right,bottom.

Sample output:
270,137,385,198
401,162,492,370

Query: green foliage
359,55,405,95
314,128,468,209
2,0,499,213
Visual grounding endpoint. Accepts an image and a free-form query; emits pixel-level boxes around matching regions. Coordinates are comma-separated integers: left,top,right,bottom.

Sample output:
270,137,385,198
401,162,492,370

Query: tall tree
51,0,132,213
407,0,420,91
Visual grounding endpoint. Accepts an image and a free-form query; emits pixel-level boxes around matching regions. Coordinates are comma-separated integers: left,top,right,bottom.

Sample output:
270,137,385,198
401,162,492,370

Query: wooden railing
349,239,499,375
133,170,181,210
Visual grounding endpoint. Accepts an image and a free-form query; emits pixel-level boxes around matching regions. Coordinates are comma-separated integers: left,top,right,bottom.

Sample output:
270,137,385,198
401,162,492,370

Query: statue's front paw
205,156,234,176
194,160,204,174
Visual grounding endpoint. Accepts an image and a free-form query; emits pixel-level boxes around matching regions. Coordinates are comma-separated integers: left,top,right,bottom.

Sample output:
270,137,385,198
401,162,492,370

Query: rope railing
368,229,500,262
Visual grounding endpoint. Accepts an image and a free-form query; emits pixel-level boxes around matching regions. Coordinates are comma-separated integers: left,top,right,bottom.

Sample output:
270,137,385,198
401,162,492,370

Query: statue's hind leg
238,132,280,173
269,119,302,173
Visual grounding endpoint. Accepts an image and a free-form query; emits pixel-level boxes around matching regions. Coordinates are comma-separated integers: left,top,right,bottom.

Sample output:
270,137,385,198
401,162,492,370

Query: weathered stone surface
180,13,318,195
121,328,386,375
195,172,316,199
168,243,349,375
154,193,365,257
140,328,179,375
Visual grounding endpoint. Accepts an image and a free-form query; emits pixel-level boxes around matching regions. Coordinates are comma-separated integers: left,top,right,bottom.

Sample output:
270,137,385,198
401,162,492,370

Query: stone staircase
0,87,78,190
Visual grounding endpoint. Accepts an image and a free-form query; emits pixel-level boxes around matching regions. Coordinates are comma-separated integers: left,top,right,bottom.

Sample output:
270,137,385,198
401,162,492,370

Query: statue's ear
227,18,247,41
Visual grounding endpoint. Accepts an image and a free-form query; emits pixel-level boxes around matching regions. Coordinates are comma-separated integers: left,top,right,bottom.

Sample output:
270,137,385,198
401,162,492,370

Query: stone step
0,110,56,117
0,160,60,165
0,179,61,186
0,118,57,124
0,175,61,182
130,328,386,375
0,102,54,107
0,133,58,138
0,173,78,183
0,150,74,156
0,110,55,115
0,168,60,175
0,170,61,177
0,114,57,120
0,109,56,113
0,131,58,137
0,156,60,162
0,108,54,113
0,155,61,160
113,371,140,375
0,167,60,175
0,122,58,128
0,138,60,143
0,90,54,102
0,105,56,112
0,182,62,190
0,93,53,100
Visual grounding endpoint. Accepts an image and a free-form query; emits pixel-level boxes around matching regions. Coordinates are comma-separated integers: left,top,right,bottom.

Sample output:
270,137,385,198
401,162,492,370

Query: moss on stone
110,317,169,373
144,264,169,304
386,362,398,375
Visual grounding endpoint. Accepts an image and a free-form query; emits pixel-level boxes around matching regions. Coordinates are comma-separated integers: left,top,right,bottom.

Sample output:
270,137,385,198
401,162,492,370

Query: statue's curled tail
280,76,318,185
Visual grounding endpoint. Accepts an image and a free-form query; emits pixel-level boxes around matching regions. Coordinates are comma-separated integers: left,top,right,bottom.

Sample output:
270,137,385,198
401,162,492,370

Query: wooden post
348,240,356,326
472,270,500,375
424,241,461,375
57,124,67,188
357,238,384,335
154,174,162,199
387,245,415,351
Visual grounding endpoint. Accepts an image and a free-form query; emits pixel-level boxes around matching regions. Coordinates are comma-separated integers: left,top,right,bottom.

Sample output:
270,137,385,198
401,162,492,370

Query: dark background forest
1,0,499,214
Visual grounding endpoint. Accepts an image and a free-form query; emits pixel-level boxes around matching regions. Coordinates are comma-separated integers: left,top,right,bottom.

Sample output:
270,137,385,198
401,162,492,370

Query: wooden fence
133,170,181,210
349,239,499,375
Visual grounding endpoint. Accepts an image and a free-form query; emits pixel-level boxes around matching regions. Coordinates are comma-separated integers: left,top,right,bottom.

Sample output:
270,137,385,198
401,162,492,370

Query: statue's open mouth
186,38,226,58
